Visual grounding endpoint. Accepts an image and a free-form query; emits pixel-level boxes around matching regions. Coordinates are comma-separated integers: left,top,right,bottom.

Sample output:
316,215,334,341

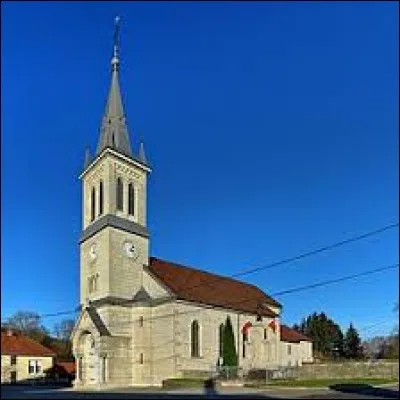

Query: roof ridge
149,256,281,307
151,256,262,288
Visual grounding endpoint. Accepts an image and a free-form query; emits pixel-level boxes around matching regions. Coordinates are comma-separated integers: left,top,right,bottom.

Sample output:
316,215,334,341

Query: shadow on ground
1,381,275,400
329,383,399,399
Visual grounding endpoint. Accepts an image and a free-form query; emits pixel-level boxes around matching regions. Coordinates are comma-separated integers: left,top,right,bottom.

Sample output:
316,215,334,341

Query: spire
84,147,91,169
138,141,148,164
96,16,133,158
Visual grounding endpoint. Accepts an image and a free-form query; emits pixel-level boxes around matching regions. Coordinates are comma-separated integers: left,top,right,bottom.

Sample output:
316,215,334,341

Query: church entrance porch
75,331,105,386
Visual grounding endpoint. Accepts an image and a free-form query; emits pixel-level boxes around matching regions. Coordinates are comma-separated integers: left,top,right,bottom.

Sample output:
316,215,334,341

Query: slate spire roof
96,17,133,159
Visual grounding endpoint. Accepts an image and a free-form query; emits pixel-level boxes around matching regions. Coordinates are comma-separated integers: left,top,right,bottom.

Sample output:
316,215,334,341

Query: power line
79,221,399,316
27,261,398,332
2,263,397,339
2,223,398,325
270,264,399,297
360,320,397,333
232,222,399,278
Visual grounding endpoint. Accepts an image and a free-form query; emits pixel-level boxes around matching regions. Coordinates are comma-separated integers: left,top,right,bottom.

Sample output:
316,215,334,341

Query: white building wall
278,340,314,366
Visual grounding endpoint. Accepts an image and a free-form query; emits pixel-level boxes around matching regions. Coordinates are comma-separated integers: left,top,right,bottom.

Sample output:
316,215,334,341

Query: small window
139,353,144,364
28,360,35,374
93,274,99,292
99,181,104,216
128,183,135,216
78,357,83,380
288,344,292,355
10,355,16,365
139,316,144,327
191,320,200,358
264,328,267,340
116,177,123,211
35,360,41,373
101,357,107,382
91,187,96,221
88,277,92,293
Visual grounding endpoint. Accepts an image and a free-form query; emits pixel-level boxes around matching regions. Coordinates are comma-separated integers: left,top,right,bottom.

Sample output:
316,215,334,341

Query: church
71,22,313,387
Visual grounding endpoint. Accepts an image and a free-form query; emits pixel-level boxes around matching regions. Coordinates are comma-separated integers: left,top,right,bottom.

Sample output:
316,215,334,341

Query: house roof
54,361,76,375
280,324,312,343
1,331,55,357
148,257,281,317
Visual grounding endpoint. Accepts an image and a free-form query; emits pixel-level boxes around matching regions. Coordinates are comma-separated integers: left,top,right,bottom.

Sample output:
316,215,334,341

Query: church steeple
96,16,133,158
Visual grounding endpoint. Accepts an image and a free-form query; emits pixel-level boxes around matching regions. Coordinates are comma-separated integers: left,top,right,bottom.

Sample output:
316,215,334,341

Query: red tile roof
1,332,55,357
280,324,312,343
148,257,281,317
54,361,75,375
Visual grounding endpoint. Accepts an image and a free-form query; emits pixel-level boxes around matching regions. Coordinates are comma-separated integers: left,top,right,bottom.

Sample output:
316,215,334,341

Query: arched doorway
77,331,99,385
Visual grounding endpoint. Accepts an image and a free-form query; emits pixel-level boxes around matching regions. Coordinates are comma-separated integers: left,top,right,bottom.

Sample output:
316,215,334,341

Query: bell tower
79,17,151,306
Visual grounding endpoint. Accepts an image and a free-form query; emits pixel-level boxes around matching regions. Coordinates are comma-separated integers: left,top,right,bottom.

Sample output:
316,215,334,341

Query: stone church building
71,25,313,387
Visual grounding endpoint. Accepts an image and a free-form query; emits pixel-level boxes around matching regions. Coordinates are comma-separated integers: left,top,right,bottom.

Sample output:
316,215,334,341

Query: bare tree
3,311,48,342
53,319,75,341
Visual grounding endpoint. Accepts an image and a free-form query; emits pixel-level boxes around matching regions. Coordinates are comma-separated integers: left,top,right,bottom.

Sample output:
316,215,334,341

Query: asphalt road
1,384,398,399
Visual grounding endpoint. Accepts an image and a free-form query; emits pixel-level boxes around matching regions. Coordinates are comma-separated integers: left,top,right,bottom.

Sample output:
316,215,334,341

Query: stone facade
71,31,313,387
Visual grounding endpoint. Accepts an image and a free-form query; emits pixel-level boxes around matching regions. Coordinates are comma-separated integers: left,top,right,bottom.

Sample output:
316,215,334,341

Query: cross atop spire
96,16,133,158
111,16,120,71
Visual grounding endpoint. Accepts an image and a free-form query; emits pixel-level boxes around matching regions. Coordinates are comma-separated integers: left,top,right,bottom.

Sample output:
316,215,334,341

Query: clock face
89,243,97,261
124,241,139,260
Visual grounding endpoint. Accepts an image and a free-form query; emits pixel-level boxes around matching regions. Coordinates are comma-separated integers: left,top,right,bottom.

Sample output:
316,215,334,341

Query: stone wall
297,361,399,380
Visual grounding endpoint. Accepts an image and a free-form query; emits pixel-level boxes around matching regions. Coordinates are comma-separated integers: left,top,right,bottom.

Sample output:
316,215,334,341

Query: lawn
245,378,398,388
162,378,212,389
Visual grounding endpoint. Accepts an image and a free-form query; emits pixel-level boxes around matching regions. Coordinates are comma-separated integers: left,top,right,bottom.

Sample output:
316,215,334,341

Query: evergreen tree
344,323,363,359
294,312,345,359
331,323,345,358
222,316,238,366
292,323,300,332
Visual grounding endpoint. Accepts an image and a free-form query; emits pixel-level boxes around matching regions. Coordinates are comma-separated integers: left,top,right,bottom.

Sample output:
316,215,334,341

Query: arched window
128,183,134,216
99,181,104,215
116,177,123,211
191,320,200,358
219,323,224,358
91,187,96,221
242,331,248,358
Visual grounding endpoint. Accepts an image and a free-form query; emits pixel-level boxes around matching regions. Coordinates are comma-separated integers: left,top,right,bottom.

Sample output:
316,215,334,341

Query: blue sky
1,1,398,338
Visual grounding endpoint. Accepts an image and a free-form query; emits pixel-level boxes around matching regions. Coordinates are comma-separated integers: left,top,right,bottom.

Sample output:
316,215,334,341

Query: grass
162,378,210,389
245,378,398,388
